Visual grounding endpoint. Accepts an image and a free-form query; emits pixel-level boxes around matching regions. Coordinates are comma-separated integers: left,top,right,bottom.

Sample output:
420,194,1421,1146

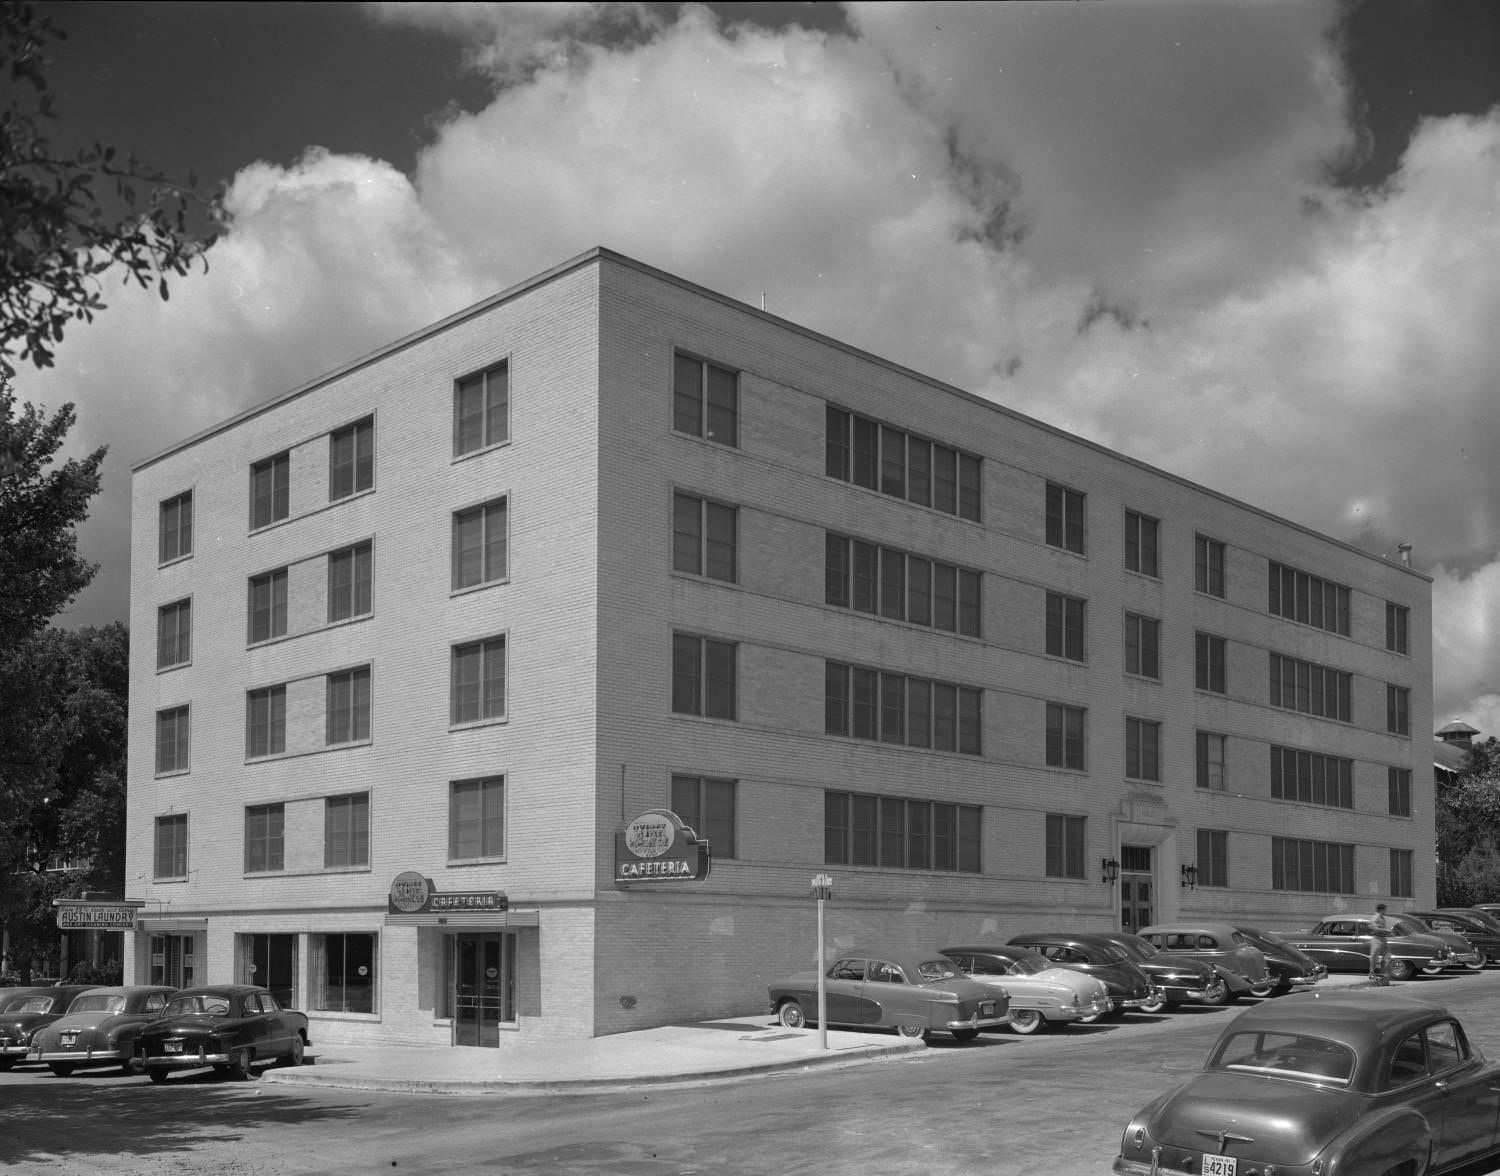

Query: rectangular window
1268,653,1352,721
247,569,288,644
1045,483,1085,554
1271,837,1355,893
671,774,736,859
1269,562,1351,635
1046,592,1085,661
1270,746,1354,808
153,813,188,880
449,776,504,861
673,492,738,582
245,685,286,758
1389,767,1412,816
1390,848,1413,898
157,599,191,669
824,791,980,872
327,541,373,622
1125,510,1159,577
244,804,285,873
673,352,739,447
825,534,981,636
1196,829,1229,888
325,667,372,745
1125,613,1160,678
1195,534,1225,597
450,637,506,725
249,451,290,530
825,661,981,755
826,406,980,521
672,633,737,720
1046,702,1085,770
1195,632,1226,693
1196,731,1226,791
155,706,189,774
158,491,193,563
313,932,375,1013
1045,813,1085,879
1386,602,1410,654
454,362,509,456
328,416,374,500
1387,685,1411,735
451,498,508,590
324,792,370,868
1126,717,1162,781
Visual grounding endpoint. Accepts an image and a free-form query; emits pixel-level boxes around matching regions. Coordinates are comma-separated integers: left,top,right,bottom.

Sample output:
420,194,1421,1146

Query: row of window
1199,733,1413,815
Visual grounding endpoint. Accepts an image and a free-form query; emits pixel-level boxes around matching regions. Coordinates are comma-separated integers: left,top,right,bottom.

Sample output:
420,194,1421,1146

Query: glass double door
1119,844,1153,932
452,934,514,1047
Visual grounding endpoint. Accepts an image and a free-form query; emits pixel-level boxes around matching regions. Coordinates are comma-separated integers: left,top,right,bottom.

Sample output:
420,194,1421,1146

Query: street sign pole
811,873,833,1050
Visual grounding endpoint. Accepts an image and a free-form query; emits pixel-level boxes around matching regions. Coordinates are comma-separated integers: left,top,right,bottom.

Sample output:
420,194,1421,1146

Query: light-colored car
1137,922,1273,998
767,949,1010,1042
28,985,176,1076
940,944,1112,1033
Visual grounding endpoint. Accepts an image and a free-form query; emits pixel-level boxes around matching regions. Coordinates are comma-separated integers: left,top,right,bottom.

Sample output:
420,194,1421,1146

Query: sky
16,0,1500,732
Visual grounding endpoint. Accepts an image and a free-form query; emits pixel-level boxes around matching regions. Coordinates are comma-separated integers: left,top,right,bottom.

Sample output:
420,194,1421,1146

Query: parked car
1234,925,1328,994
1286,913,1454,981
1095,932,1230,1009
27,985,176,1076
767,949,1010,1042
1437,906,1500,937
1137,922,1274,998
135,985,309,1082
0,986,96,1071
939,944,1112,1033
1470,903,1500,924
1112,990,1500,1175
1005,932,1159,1017
1402,910,1497,970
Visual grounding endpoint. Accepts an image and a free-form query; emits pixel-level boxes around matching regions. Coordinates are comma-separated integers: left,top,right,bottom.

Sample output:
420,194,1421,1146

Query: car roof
1218,990,1449,1056
168,985,269,998
1008,931,1115,946
1139,923,1239,937
940,944,1036,958
834,949,959,967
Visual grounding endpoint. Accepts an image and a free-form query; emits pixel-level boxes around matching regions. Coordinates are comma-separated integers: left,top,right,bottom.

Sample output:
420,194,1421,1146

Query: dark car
135,984,309,1081
28,985,176,1076
0,985,96,1071
1095,931,1230,1009
1113,991,1500,1175
1287,913,1453,981
1234,925,1328,994
1137,922,1274,998
1404,910,1500,969
767,949,1010,1042
1005,932,1158,1017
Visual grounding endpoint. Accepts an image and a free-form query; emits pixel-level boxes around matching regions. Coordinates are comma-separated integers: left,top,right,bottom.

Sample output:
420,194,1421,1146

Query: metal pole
817,892,827,1050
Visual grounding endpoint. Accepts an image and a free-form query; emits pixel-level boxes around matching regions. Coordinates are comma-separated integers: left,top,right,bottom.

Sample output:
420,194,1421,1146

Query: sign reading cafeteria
387,872,509,915
613,809,711,884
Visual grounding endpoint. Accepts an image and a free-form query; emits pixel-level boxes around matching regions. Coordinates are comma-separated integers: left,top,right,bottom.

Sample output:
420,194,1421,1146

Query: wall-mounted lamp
1181,863,1199,890
1101,857,1120,885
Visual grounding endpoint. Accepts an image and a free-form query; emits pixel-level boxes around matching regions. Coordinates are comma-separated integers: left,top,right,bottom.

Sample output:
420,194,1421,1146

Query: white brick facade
125,249,1433,1048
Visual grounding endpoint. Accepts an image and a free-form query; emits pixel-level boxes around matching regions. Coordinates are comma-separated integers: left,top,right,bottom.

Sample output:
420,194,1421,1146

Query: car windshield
1008,955,1048,975
70,994,127,1014
2,995,57,1014
1117,938,1153,958
1096,944,1131,963
916,960,962,982
1392,919,1426,935
164,994,232,1016
1209,1030,1354,1086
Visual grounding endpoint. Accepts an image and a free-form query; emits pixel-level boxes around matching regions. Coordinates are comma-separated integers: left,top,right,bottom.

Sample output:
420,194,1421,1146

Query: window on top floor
1386,602,1410,654
454,362,510,457
1125,510,1159,577
1045,483,1085,554
329,417,374,500
826,406,981,521
1269,562,1350,635
673,352,738,447
159,492,193,563
1195,534,1226,597
250,452,290,530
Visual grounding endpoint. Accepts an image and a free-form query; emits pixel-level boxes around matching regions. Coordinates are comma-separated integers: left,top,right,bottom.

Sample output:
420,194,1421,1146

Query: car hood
1146,1071,1360,1165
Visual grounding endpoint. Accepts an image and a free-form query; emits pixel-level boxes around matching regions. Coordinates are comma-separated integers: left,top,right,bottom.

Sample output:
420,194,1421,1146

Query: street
4,973,1500,1176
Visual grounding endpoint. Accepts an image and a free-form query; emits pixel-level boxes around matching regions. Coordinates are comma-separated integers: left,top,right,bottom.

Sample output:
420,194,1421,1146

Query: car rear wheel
48,1062,75,1078
777,1000,807,1030
1008,1009,1045,1035
896,1024,927,1040
147,1067,168,1084
1078,1009,1106,1024
227,1048,254,1081
1140,991,1167,1014
1198,984,1231,1007
0,1058,14,1072
1388,959,1416,982
1421,964,1446,976
950,1028,979,1042
1466,953,1487,971
1248,981,1276,998
281,1035,305,1067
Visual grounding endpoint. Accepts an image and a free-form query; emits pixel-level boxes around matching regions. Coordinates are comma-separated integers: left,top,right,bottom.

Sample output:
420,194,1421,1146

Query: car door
1387,1022,1500,1171
248,993,287,1056
823,958,870,1026
864,959,910,1027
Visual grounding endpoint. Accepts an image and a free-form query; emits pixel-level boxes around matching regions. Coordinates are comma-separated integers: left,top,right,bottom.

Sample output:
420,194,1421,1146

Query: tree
1435,737,1500,906
2,1,219,380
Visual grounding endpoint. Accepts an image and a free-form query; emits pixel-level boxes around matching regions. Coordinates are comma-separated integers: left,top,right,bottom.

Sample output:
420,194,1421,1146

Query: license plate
61,1032,78,1046
1202,1155,1236,1176
980,1001,996,1016
165,1040,183,1054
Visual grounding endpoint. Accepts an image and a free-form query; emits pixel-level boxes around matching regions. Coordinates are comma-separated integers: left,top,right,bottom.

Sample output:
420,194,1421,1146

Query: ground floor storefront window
149,934,195,988
239,933,298,1007
312,932,376,1013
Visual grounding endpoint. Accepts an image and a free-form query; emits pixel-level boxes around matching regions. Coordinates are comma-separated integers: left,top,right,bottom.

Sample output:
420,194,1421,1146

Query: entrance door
1119,845,1153,932
453,934,508,1047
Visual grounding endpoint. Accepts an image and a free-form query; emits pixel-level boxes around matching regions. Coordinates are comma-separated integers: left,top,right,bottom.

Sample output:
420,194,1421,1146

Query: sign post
811,873,833,1050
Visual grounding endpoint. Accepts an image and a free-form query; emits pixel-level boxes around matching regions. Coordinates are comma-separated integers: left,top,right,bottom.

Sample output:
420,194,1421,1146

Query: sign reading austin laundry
387,872,508,915
614,809,711,884
54,902,141,930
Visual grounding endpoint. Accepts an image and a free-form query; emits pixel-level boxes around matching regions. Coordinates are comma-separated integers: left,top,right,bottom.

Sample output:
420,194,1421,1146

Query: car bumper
943,1013,1013,1031
1111,994,1158,1012
140,1047,233,1069
0,1044,35,1058
1049,996,1113,1021
31,1046,128,1063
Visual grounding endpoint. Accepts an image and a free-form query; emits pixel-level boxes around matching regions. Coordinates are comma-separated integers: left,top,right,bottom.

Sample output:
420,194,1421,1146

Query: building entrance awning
139,917,209,932
384,909,539,928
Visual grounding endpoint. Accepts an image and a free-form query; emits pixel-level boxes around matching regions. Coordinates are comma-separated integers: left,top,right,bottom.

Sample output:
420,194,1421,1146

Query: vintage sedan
1005,932,1159,1017
1137,922,1274,998
28,985,175,1076
1402,911,1496,970
1113,991,1500,1175
0,985,96,1070
1287,914,1454,981
1096,932,1230,1009
767,949,1010,1041
1234,926,1327,994
135,985,309,1081
940,944,1112,1033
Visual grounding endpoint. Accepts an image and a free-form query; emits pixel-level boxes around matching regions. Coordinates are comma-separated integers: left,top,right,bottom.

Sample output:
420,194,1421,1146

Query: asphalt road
4,972,1500,1176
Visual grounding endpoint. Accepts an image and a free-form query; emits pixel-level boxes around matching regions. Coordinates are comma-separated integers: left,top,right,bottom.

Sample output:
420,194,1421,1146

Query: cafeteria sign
613,809,711,885
387,872,508,915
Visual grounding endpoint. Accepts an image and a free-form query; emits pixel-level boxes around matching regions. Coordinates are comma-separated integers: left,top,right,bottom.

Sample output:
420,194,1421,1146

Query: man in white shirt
1369,903,1392,985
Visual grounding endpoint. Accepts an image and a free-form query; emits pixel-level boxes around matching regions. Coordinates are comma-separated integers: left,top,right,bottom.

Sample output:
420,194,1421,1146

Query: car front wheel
1389,959,1416,982
777,1000,806,1031
1008,1009,1045,1035
282,1035,305,1067
1248,981,1276,998
48,1062,75,1078
227,1048,254,1081
1466,954,1487,971
896,1024,927,1040
950,1028,979,1042
1140,991,1168,1014
147,1067,168,1084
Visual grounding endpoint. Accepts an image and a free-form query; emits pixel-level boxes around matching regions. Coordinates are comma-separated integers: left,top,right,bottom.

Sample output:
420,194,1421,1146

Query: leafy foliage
1435,737,1500,906
1,1,219,380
